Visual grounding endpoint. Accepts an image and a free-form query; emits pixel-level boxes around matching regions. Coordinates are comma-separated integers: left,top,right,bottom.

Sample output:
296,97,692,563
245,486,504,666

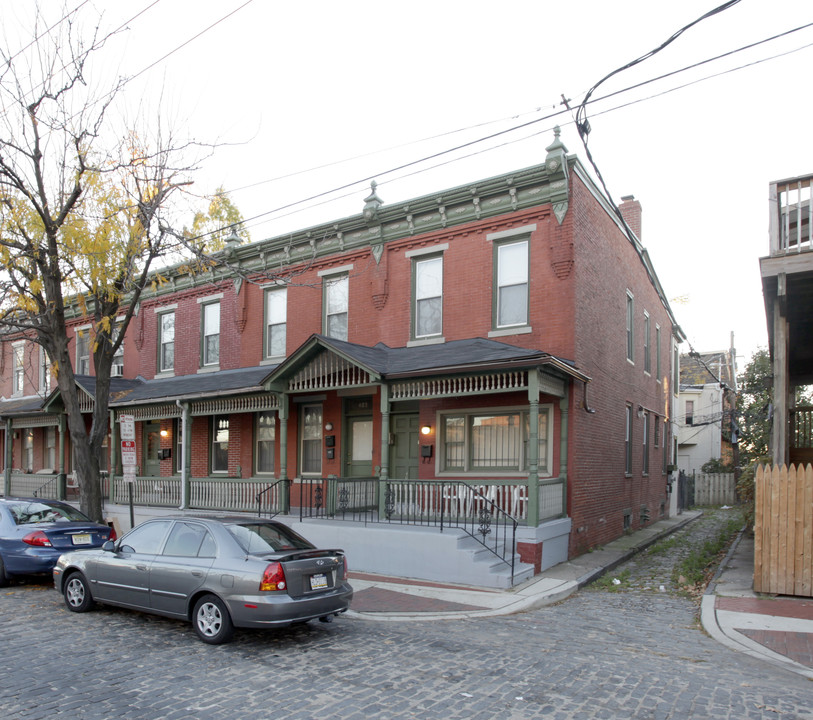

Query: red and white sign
121,440,137,468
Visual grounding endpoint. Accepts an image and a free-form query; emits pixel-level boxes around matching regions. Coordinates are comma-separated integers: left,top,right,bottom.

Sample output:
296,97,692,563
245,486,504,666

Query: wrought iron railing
296,477,520,582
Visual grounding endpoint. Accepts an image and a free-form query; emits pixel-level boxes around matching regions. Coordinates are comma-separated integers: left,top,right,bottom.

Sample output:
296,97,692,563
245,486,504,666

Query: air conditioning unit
111,365,123,377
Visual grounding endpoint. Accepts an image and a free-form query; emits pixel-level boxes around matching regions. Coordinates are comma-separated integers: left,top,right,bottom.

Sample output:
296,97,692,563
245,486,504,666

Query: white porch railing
771,175,813,254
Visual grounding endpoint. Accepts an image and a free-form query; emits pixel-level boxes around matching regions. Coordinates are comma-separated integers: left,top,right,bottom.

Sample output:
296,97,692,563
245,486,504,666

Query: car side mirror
102,540,116,552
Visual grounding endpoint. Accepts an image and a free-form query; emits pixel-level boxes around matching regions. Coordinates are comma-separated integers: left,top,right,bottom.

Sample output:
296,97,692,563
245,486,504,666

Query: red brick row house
0,129,683,585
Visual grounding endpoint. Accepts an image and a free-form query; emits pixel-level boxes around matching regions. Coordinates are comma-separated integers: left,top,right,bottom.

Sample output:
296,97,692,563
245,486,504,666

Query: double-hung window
212,415,229,473
413,255,443,339
626,292,634,363
76,328,90,375
40,347,52,394
655,325,661,381
256,411,276,474
12,342,24,395
201,301,220,367
643,311,651,374
300,405,322,475
158,310,175,373
495,240,529,328
22,429,33,471
264,287,287,359
625,405,633,475
440,407,551,475
45,427,56,468
323,274,348,340
111,320,124,377
642,412,650,475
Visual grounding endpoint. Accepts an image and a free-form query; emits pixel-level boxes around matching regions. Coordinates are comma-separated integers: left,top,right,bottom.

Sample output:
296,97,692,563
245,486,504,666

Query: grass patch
591,568,632,591
672,510,744,593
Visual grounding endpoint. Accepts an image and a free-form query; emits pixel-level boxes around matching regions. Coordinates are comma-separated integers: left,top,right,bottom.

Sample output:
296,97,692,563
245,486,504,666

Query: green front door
143,421,161,477
392,414,420,480
344,417,373,478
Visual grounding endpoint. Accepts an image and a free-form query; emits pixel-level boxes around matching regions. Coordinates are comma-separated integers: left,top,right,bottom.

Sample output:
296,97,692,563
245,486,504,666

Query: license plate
71,534,92,546
310,573,328,590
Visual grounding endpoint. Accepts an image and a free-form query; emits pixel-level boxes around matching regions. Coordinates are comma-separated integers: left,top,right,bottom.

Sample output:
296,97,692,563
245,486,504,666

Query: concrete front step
283,517,531,588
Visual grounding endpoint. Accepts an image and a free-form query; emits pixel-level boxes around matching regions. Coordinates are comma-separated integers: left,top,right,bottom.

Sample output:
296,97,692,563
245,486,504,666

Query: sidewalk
347,509,813,679
701,531,813,679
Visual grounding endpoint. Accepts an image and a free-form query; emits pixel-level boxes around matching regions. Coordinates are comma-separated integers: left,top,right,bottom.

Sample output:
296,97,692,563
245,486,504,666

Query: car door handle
192,571,202,577
136,565,147,571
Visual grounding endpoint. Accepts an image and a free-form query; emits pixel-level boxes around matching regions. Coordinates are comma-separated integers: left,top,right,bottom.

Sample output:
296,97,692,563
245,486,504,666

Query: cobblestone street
1,511,812,720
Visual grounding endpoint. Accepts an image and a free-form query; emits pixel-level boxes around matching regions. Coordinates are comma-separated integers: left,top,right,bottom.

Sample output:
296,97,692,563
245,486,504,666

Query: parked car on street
0,497,116,586
53,516,353,644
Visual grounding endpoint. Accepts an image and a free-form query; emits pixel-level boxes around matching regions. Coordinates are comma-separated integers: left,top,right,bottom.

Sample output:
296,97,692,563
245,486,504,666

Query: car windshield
8,501,91,525
226,523,314,554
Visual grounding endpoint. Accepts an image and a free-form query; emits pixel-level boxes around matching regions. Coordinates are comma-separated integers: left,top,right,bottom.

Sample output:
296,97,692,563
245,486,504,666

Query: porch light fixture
160,429,169,437
325,422,333,432
420,425,432,436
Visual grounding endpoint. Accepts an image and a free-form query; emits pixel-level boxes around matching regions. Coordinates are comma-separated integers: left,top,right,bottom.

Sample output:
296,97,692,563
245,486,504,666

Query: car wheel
193,594,234,644
63,572,95,613
0,554,8,588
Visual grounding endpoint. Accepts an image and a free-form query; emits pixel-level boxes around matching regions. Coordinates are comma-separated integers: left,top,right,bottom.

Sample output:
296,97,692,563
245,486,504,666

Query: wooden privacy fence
754,464,813,597
694,473,737,506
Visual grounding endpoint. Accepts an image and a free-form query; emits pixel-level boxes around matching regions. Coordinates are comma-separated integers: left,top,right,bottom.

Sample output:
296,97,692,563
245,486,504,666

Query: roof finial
363,181,383,225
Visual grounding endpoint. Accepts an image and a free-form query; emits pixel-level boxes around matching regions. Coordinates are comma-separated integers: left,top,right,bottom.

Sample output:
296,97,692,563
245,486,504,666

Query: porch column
179,402,191,509
526,371,540,527
772,283,789,465
3,418,11,496
379,384,390,483
378,384,390,519
559,393,569,516
277,394,290,512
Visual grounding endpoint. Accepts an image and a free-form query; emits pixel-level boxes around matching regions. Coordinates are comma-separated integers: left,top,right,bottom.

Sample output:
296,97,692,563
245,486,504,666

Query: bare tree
0,9,198,521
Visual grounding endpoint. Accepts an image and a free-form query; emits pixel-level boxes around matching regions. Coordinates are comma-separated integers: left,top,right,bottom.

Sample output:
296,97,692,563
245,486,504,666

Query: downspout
176,400,190,509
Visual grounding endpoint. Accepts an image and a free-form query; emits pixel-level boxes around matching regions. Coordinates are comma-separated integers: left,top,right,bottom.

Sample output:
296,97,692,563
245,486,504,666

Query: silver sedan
53,516,353,644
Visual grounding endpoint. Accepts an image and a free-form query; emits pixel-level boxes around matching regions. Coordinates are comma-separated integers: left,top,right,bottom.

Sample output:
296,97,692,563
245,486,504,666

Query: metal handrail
297,477,519,584
256,478,287,518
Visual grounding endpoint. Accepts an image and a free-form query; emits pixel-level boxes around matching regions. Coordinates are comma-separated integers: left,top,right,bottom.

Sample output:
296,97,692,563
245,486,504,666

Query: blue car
0,497,116,585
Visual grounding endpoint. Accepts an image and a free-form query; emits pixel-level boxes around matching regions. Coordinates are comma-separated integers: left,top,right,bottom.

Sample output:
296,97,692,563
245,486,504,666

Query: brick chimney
619,195,642,239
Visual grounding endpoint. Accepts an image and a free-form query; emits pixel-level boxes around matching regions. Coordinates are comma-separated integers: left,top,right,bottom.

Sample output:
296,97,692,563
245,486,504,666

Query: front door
343,397,374,478
392,414,420,480
344,417,373,478
143,421,161,477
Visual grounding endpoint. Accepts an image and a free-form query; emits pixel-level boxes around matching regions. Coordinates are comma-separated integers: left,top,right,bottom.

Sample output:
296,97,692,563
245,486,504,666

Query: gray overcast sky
5,0,813,367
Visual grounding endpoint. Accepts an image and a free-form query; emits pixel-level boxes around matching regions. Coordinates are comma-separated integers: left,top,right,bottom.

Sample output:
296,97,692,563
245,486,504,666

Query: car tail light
22,531,52,547
109,527,117,541
260,562,287,591
342,554,348,577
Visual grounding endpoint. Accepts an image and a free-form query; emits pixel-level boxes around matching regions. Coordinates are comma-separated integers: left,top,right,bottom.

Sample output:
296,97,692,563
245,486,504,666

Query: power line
223,21,813,239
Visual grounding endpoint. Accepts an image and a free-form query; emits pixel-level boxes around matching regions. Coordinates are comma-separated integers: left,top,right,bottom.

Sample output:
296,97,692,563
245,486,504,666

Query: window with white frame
642,412,650,475
45,426,56,468
300,404,322,475
495,240,529,328
625,405,633,475
643,312,651,373
23,428,33,471
440,406,552,475
256,411,276,474
413,255,443,338
40,347,52,394
158,311,175,373
112,321,124,377
174,418,184,473
655,325,661,381
264,287,287,359
201,302,220,367
626,292,634,362
212,415,229,473
76,328,90,374
13,343,24,395
324,275,348,340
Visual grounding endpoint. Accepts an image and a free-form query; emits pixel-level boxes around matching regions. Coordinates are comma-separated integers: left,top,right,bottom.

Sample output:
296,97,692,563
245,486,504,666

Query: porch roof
266,334,590,389
0,394,48,418
107,366,276,407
